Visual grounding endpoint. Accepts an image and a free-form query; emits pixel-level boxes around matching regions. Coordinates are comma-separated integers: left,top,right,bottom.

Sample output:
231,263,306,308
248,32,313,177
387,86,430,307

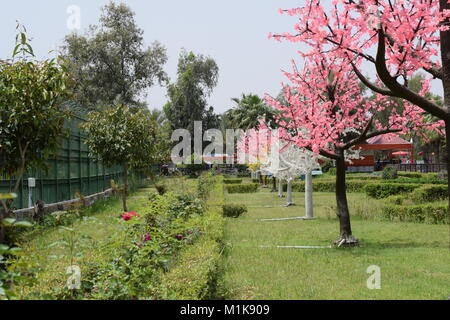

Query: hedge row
363,183,422,199
411,185,448,203
159,177,225,299
224,183,258,194
223,178,243,184
382,203,448,224
282,180,370,193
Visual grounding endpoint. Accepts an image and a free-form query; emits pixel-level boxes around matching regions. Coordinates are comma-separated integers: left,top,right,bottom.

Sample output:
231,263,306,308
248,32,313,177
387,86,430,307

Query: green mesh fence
0,115,147,210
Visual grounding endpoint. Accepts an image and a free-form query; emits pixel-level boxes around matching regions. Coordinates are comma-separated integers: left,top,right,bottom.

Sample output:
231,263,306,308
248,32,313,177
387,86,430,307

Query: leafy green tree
0,26,71,242
225,94,277,130
164,50,219,135
62,2,168,110
82,105,164,212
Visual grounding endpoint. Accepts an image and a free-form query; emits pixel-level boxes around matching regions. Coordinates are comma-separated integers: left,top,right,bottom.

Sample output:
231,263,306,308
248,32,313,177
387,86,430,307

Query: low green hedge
364,183,422,199
224,183,258,194
222,204,247,218
159,182,224,299
282,180,370,193
383,203,448,224
223,178,243,184
410,185,448,203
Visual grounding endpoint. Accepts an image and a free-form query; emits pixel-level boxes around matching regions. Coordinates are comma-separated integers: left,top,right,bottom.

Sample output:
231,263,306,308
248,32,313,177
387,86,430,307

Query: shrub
382,204,448,224
222,204,247,218
282,180,370,193
364,183,421,199
382,166,398,180
410,185,448,203
155,184,168,195
197,172,216,201
252,179,260,183
223,179,243,184
158,180,224,300
397,172,423,179
224,183,258,194
328,168,337,175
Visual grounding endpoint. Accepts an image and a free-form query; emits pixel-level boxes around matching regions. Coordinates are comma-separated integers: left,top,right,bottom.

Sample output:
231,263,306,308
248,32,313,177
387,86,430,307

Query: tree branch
376,28,448,120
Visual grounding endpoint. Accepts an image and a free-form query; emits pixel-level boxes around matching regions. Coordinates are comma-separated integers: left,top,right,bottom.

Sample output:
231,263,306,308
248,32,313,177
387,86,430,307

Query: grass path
221,191,450,300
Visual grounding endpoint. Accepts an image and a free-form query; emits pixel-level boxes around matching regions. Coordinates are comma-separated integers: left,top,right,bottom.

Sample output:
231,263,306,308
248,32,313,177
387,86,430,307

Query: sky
0,1,443,114
0,0,308,114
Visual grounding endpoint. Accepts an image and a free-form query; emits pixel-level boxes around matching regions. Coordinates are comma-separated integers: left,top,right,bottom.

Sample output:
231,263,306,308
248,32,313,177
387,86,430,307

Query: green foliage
82,105,163,168
197,172,216,201
364,183,422,199
382,166,398,180
225,93,278,130
82,105,167,211
223,179,242,184
222,204,247,218
382,204,448,224
328,168,337,176
410,185,448,204
164,50,219,134
0,25,71,192
159,183,224,300
86,192,205,300
0,193,33,299
282,180,369,193
62,2,168,110
224,183,258,194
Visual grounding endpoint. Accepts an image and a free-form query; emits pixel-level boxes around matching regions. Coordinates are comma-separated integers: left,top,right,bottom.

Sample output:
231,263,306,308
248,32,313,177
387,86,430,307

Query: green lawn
221,190,450,300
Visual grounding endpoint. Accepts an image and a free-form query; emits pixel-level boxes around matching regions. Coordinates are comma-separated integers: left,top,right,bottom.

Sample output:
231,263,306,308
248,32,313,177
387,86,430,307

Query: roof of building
366,133,412,145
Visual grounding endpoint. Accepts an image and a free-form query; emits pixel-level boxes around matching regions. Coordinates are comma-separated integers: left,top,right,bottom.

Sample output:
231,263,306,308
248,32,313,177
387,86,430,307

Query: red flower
127,211,138,216
143,234,151,242
122,214,132,221
175,234,184,241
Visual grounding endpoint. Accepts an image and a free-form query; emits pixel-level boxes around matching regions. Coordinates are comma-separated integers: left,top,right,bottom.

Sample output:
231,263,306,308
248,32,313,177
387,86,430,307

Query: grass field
221,190,450,300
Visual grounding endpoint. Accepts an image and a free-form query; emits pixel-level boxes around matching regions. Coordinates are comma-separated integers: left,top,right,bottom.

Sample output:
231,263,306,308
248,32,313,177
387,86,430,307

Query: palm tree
225,94,277,130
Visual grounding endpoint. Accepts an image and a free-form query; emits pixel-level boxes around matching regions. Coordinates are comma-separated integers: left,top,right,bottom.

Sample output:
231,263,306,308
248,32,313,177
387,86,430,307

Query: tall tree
62,2,168,110
164,50,219,135
0,26,71,242
271,0,450,226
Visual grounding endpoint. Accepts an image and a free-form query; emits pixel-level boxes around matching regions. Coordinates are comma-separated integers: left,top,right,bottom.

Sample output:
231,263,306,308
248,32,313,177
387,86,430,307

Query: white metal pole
286,180,293,205
305,170,314,219
278,178,283,197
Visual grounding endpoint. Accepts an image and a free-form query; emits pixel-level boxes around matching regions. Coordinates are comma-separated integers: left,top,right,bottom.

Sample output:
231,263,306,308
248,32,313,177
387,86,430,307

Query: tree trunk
305,170,314,219
278,178,284,198
440,0,450,230
334,154,358,247
122,164,129,212
286,180,294,206
445,122,450,228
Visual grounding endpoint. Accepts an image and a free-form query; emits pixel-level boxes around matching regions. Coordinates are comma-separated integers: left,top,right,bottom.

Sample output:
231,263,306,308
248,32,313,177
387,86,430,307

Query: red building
347,133,414,172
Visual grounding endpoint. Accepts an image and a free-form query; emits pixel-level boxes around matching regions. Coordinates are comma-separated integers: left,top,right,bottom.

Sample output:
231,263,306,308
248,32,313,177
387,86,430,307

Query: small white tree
261,138,320,217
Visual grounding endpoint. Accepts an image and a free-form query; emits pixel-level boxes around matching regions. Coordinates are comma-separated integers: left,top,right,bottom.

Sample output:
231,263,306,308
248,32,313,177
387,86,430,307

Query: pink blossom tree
270,0,450,228
266,51,432,246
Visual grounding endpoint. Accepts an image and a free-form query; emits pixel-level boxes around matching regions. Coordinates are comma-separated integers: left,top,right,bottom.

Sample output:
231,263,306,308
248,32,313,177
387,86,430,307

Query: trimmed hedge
223,178,243,184
224,183,258,194
364,183,422,199
410,185,448,203
222,204,247,218
159,178,224,300
383,203,448,224
282,180,370,193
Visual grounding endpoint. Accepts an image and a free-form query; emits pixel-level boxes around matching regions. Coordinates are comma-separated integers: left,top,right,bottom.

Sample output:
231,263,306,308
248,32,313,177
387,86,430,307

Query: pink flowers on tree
270,0,450,243
266,46,440,246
